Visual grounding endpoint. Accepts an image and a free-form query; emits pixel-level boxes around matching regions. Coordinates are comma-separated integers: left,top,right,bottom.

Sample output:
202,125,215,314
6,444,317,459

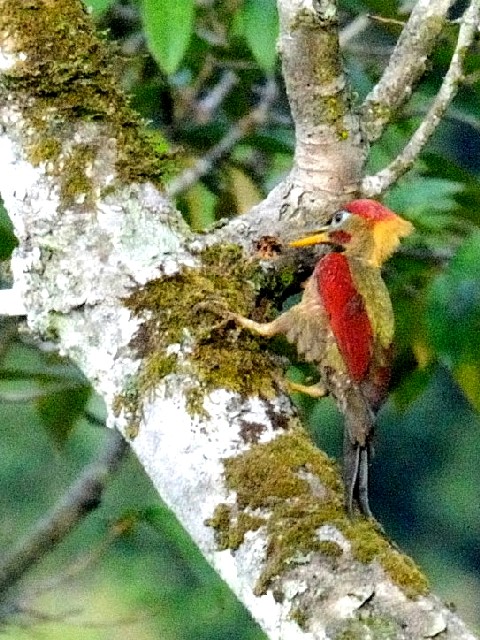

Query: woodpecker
230,199,413,516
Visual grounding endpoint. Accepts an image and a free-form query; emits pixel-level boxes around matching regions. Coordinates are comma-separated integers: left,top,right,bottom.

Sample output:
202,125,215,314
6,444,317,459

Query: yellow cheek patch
371,216,414,266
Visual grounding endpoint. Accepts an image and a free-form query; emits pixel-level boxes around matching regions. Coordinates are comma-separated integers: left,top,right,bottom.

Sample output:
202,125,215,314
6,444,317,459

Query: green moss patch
0,0,173,206
206,504,265,551
207,427,429,598
120,244,282,429
208,428,346,594
343,518,429,598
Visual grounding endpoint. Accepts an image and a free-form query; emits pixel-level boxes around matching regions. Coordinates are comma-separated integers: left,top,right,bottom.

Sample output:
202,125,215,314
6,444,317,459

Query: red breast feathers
316,253,373,382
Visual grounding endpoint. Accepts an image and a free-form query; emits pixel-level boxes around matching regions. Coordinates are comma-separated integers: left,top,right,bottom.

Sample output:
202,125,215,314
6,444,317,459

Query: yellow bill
289,230,331,248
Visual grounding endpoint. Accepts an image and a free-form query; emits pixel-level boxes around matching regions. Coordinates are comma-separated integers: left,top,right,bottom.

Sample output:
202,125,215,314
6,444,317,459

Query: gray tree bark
0,1,478,638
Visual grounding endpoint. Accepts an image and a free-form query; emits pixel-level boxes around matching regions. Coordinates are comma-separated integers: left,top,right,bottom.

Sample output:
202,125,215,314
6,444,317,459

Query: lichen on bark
117,244,289,430
208,427,429,599
0,0,173,208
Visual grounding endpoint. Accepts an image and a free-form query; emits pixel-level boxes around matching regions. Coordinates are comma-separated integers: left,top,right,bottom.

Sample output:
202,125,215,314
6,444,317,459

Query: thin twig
13,603,160,629
22,524,125,600
83,409,107,429
0,431,128,604
362,0,480,198
339,14,369,47
167,78,277,198
0,381,88,402
194,70,238,124
367,14,406,27
406,104,480,134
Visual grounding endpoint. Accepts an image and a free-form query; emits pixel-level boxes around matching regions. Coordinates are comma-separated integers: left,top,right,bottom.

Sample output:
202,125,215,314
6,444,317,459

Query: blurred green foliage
0,366,263,639
242,0,279,72
142,0,195,75
2,0,480,636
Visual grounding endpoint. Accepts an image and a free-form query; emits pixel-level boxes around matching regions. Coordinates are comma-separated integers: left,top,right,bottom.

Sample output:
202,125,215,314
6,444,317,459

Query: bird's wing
316,252,373,383
347,260,395,410
282,276,333,363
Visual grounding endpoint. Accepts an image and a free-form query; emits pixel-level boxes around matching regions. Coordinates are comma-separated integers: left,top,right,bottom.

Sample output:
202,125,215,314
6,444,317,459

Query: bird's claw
286,380,328,398
194,298,231,318
192,299,236,331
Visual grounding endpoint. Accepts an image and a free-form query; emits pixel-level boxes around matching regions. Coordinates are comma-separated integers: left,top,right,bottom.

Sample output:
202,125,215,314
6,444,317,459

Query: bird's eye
330,210,350,227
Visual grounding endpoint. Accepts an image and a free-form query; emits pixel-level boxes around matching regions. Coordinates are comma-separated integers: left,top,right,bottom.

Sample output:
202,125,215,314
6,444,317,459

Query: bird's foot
192,299,236,331
286,380,328,398
228,313,281,337
194,300,277,336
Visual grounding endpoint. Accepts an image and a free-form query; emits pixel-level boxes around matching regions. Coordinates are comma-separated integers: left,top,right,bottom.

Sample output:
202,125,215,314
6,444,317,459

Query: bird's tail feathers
343,394,375,517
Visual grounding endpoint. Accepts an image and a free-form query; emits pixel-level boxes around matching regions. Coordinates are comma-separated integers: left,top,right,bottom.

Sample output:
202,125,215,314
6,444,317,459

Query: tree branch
213,0,368,252
0,431,127,603
362,0,480,197
168,78,277,198
193,69,239,124
0,1,478,639
0,288,26,316
360,0,455,143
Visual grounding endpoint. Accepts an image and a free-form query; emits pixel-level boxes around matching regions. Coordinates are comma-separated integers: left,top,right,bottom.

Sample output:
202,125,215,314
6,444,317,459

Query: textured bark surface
0,1,478,639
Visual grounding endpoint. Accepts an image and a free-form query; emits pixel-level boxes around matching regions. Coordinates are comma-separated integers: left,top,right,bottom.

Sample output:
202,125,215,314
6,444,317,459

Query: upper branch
362,0,480,197
216,0,367,251
277,0,364,194
360,0,455,143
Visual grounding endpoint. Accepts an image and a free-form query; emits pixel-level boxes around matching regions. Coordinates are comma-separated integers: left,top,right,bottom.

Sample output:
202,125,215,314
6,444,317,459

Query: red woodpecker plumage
231,199,413,516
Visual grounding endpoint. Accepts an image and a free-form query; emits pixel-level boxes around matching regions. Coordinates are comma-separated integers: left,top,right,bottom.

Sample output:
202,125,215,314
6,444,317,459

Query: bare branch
362,0,480,197
338,14,370,47
167,78,277,198
367,14,406,27
194,70,239,124
0,432,127,603
360,0,455,143
23,519,126,600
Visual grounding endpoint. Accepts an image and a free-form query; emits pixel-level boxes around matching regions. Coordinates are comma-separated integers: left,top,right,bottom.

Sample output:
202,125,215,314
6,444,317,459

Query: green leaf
243,0,278,72
384,176,462,226
36,383,91,446
178,181,216,231
142,0,195,75
427,233,480,410
83,0,112,13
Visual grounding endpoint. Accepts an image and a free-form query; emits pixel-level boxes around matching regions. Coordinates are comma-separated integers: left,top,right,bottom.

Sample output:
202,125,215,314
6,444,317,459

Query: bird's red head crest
343,199,398,223
290,198,413,266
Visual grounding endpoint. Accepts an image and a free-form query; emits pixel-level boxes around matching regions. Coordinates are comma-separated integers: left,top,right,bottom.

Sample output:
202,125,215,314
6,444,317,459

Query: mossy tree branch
0,1,477,639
